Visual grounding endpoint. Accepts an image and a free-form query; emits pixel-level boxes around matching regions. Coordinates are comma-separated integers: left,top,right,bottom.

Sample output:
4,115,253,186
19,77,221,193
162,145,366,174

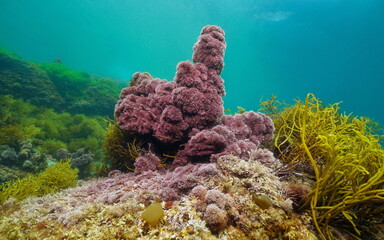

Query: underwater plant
113,26,274,168
40,62,121,117
0,47,64,109
0,95,40,147
0,165,27,185
56,147,95,179
0,46,121,117
0,95,109,181
261,93,384,239
0,95,106,161
114,26,226,147
0,161,78,203
102,120,146,172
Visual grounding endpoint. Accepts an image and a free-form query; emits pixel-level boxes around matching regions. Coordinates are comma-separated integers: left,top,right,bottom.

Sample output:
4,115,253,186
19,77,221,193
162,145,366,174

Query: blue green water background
1,0,383,125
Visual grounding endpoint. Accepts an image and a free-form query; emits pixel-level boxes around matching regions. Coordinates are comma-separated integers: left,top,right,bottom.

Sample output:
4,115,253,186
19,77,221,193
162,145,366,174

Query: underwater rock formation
0,142,49,184
57,147,94,178
115,25,274,166
0,26,321,239
0,48,121,117
115,25,226,147
0,141,47,172
0,145,18,166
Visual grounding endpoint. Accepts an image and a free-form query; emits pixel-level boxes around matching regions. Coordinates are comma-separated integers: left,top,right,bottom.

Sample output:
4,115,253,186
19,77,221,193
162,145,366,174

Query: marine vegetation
1,25,383,239
114,26,274,166
102,120,145,173
260,93,384,239
56,147,95,179
0,47,121,118
0,95,40,147
0,160,78,203
0,165,27,185
0,95,106,159
40,62,121,117
0,47,63,109
0,25,319,240
0,95,107,180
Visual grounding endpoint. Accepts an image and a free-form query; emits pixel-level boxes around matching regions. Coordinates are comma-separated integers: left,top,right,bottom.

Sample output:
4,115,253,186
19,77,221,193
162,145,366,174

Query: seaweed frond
268,93,384,239
0,160,78,203
103,120,146,172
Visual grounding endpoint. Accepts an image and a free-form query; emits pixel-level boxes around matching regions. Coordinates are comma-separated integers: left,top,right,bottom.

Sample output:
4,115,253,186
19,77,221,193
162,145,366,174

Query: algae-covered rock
0,141,49,175
0,47,121,117
0,165,28,185
0,145,18,166
0,48,64,109
56,147,94,178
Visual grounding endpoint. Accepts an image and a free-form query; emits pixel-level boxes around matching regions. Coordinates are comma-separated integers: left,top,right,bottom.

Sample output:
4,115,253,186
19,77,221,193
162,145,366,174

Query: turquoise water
1,0,383,124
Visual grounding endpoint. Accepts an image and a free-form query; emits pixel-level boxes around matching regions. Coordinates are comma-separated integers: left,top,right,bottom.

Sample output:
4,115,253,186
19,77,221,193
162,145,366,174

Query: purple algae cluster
114,25,274,168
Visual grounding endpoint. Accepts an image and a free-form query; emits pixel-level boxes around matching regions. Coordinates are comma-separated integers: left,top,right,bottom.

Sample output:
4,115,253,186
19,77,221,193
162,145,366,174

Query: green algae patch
0,161,78,203
141,202,164,227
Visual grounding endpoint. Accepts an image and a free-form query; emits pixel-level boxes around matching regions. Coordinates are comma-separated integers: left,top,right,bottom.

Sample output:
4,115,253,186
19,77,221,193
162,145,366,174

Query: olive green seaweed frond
261,93,384,239
0,161,78,203
103,120,146,172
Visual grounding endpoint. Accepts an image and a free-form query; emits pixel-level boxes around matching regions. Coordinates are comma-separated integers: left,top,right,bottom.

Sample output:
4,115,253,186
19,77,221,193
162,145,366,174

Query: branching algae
261,93,384,239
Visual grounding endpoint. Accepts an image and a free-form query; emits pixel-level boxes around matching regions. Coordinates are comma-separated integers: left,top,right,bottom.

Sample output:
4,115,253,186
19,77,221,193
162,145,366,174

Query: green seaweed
237,106,246,114
40,62,121,117
0,161,78,203
0,95,40,147
0,95,107,171
0,47,121,117
102,120,145,172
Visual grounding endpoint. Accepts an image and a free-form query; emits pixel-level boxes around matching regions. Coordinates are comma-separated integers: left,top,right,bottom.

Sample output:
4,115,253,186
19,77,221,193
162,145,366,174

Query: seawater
0,0,383,125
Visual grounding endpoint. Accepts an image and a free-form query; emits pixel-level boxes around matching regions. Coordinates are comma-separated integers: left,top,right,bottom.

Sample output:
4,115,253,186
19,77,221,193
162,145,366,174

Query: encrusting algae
0,158,317,239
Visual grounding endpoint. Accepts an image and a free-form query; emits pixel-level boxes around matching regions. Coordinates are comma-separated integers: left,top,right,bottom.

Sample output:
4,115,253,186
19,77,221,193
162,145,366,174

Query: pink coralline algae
114,25,274,166
203,204,228,231
134,153,162,173
176,111,274,164
115,25,226,145
192,25,226,75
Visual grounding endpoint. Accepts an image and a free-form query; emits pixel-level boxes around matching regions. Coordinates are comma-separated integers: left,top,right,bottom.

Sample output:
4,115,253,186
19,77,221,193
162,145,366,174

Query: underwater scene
0,0,383,239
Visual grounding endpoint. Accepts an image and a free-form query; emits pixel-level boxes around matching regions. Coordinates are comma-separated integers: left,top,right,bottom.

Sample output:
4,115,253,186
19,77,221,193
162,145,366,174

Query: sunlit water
1,0,383,125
